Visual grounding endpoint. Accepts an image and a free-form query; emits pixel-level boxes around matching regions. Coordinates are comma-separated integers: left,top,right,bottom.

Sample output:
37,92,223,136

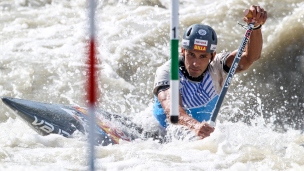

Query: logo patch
194,39,208,46
210,44,217,51
198,29,207,35
193,45,206,51
182,39,190,46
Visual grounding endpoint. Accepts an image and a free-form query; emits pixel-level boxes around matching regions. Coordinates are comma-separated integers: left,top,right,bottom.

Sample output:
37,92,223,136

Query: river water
0,0,304,170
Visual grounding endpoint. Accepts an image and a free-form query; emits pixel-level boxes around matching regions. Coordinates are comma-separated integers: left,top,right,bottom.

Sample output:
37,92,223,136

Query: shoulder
153,60,171,95
156,60,170,73
155,60,170,81
214,52,230,64
210,52,231,71
208,52,231,94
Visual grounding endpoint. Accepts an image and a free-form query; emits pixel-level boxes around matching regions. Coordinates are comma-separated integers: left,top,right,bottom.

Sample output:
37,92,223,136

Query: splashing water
1,0,304,170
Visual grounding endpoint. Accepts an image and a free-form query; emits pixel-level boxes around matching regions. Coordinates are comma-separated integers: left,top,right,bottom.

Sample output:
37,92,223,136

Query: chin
189,71,202,76
189,73,201,78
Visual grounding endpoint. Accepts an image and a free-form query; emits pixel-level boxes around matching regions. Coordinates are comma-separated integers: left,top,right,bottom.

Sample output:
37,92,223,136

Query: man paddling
153,5,268,140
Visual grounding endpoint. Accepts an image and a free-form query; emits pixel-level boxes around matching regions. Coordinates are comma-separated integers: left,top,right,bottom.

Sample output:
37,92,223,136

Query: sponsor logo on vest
194,45,206,51
154,81,169,87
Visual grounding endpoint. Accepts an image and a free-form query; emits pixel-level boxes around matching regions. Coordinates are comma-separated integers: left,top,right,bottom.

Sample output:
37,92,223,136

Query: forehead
185,49,209,55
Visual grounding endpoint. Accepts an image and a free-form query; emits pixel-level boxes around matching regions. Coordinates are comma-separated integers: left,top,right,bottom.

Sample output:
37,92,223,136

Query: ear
181,48,185,56
211,52,216,61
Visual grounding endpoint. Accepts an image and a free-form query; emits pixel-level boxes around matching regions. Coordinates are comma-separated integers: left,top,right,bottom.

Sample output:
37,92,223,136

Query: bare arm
157,88,214,139
225,5,267,72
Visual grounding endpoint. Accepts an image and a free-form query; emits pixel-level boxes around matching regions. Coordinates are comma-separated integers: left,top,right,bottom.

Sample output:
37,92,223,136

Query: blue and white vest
153,69,219,128
153,52,229,128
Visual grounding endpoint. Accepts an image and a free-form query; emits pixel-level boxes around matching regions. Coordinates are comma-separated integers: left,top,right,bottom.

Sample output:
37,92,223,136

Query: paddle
209,10,255,127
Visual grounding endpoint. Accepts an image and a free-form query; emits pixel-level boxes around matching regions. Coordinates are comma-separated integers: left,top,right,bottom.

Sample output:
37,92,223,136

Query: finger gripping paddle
244,9,253,19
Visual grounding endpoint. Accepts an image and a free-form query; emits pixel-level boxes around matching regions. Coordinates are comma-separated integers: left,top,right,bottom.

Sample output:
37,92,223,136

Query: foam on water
1,0,304,170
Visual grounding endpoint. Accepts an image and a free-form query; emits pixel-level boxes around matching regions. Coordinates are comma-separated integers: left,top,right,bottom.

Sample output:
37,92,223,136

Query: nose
192,59,200,67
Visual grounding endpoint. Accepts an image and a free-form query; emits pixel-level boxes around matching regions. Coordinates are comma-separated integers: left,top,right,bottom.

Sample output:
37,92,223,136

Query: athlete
153,5,268,139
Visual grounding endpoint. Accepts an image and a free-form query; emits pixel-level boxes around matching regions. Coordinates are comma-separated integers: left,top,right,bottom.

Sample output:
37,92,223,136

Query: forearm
163,102,214,138
177,107,201,129
158,90,200,129
231,27,263,73
226,5,267,73
225,27,263,72
245,27,263,63
157,89,215,139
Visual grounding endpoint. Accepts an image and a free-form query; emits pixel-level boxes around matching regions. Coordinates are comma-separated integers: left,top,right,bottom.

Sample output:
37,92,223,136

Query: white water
1,0,304,170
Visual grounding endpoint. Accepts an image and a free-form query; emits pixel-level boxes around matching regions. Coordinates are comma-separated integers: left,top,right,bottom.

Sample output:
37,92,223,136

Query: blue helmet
182,24,217,53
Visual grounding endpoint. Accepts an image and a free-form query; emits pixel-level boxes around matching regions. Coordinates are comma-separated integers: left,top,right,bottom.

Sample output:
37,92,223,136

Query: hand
243,5,268,27
194,122,215,139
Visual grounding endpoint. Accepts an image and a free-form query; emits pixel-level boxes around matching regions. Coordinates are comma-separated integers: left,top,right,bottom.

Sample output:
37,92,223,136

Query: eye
200,54,207,58
189,52,195,57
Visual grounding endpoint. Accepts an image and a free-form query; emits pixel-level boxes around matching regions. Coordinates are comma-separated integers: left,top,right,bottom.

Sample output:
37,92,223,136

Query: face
182,49,215,78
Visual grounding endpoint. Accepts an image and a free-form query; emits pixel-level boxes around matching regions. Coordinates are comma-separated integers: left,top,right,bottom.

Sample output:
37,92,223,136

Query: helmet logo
194,45,207,51
182,39,190,46
210,44,217,51
198,29,207,35
194,39,208,46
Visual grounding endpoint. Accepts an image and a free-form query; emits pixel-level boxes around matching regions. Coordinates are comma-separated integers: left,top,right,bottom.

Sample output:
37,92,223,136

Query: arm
157,88,214,139
225,5,268,72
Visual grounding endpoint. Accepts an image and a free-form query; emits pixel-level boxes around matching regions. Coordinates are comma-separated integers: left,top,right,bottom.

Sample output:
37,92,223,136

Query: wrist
253,24,262,30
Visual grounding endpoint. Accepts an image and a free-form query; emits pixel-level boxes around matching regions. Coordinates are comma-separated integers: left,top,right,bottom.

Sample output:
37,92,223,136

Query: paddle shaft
209,23,254,127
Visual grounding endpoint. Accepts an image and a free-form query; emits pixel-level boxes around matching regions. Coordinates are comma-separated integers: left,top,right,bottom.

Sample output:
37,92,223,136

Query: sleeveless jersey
153,52,230,127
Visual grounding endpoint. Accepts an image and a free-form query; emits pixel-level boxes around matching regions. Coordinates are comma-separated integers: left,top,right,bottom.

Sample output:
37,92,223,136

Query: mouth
188,68,202,77
189,67,201,73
